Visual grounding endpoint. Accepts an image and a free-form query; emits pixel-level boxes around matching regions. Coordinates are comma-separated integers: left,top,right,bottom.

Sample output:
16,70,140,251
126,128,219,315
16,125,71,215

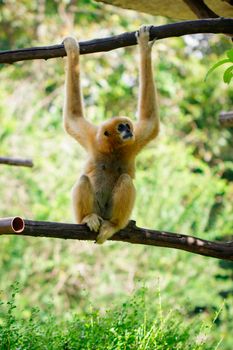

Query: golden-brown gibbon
63,25,159,244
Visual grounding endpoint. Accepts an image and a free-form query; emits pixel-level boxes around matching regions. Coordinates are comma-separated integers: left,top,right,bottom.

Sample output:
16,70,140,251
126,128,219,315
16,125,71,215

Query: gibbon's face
97,117,135,152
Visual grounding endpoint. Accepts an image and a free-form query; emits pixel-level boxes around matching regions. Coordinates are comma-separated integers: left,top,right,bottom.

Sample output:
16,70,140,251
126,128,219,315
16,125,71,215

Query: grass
0,285,220,350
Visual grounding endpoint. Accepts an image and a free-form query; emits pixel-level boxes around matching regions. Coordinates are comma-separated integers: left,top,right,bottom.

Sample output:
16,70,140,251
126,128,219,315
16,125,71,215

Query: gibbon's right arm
63,37,97,151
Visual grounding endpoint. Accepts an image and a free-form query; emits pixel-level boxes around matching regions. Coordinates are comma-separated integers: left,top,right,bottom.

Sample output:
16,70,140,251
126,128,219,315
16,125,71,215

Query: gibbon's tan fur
63,26,159,244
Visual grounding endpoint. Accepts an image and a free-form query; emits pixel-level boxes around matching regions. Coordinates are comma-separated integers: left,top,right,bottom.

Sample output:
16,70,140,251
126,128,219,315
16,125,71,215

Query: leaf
226,49,233,62
223,65,233,84
205,58,231,81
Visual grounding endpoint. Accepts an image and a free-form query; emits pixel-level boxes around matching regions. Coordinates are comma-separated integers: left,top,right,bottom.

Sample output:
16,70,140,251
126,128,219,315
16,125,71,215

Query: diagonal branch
0,217,233,261
0,18,233,64
183,0,219,18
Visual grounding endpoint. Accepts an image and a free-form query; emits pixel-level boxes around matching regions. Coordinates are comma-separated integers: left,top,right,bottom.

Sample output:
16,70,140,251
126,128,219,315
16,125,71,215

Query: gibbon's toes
82,214,102,232
96,221,116,244
63,37,80,55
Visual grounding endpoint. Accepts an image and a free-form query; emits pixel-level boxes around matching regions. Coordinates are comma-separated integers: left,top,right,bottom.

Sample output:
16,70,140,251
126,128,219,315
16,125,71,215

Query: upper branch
0,18,233,64
0,217,233,261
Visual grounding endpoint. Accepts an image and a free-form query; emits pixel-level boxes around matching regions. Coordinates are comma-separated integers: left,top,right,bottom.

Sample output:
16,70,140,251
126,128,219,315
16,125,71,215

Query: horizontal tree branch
0,18,233,64
0,217,233,261
219,111,233,127
0,157,33,167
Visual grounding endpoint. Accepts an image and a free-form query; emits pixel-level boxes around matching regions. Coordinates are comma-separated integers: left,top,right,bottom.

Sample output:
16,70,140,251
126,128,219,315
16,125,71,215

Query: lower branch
0,217,233,261
0,157,33,167
0,18,233,64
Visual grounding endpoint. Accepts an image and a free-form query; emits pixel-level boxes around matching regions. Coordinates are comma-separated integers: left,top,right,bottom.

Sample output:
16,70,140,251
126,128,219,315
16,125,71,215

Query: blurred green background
0,0,232,348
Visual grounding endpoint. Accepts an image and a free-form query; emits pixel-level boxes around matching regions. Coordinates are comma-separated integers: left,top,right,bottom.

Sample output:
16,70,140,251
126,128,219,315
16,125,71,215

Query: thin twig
0,18,233,64
0,157,33,167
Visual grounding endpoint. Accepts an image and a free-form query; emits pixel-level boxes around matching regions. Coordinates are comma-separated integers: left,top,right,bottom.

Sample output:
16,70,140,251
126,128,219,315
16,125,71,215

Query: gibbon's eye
104,130,110,137
117,123,125,132
126,123,130,130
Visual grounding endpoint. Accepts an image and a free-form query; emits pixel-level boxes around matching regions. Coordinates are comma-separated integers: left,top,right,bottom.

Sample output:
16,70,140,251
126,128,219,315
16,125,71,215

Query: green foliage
205,48,233,84
0,285,220,350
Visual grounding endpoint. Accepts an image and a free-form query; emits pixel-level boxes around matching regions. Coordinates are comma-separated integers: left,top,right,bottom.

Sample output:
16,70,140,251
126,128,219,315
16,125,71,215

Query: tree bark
0,157,33,167
0,18,233,64
1,217,233,261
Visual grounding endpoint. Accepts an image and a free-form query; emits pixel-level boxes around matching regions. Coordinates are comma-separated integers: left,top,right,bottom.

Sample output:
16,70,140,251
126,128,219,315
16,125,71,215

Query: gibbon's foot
136,25,156,49
63,37,80,56
96,221,118,244
82,213,103,232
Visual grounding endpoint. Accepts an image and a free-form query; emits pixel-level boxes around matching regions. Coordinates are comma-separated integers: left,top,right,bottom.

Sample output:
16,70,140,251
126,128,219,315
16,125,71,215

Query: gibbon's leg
96,174,136,244
72,175,102,232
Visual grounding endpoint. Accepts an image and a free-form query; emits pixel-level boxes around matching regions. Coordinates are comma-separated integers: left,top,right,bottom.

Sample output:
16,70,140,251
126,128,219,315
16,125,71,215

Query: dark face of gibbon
97,117,135,153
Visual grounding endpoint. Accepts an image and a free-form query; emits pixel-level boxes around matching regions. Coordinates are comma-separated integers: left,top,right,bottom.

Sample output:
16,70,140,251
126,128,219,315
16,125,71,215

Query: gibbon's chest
85,154,135,189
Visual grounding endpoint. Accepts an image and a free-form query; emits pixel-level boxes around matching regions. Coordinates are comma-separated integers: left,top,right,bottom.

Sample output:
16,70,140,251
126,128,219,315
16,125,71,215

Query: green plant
205,48,233,84
0,286,220,350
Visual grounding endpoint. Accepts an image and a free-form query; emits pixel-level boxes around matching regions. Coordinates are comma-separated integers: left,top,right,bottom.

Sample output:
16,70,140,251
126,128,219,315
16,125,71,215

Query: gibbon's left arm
63,37,97,151
134,26,160,153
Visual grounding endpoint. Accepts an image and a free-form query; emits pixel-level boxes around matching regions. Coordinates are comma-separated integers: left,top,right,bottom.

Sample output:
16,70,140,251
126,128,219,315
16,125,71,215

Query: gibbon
63,25,159,244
